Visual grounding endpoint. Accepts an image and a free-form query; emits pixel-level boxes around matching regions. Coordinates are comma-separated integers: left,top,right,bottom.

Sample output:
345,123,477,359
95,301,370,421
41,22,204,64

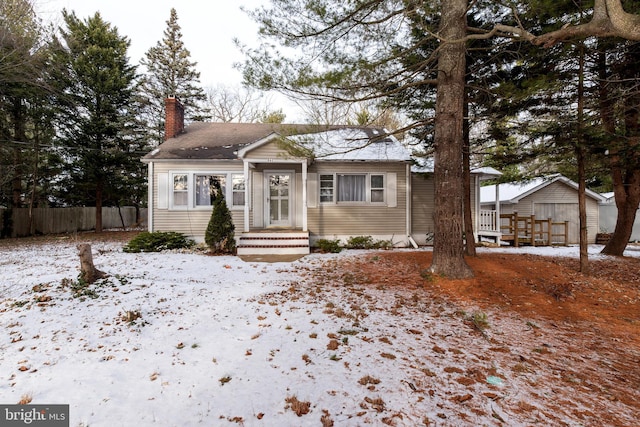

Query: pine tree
205,179,236,254
0,0,55,212
140,8,208,145
52,11,141,232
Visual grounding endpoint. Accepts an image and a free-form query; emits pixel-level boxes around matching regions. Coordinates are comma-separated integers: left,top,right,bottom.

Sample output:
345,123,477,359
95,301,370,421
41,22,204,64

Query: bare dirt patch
299,249,640,425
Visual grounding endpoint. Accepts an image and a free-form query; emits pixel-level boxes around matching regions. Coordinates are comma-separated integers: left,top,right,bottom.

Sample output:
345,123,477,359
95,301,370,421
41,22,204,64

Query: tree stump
77,243,106,283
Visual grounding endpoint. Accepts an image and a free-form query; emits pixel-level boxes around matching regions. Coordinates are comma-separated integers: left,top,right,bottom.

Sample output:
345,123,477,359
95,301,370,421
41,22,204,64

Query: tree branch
532,0,640,47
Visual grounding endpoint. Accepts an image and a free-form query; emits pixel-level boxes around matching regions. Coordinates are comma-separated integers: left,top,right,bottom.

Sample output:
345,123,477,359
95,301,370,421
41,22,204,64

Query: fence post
531,214,536,247
511,211,516,247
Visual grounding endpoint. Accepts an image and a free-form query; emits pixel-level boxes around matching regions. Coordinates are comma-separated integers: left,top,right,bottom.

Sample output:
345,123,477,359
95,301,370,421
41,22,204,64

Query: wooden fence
500,212,569,246
0,207,147,238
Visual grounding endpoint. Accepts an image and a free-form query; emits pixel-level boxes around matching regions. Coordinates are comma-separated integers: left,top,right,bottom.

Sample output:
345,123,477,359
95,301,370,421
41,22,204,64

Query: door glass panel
268,173,291,226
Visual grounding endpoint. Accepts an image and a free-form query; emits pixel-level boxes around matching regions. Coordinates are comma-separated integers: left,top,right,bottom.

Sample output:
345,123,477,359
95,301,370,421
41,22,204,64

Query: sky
2,239,638,426
38,0,263,86
35,0,304,120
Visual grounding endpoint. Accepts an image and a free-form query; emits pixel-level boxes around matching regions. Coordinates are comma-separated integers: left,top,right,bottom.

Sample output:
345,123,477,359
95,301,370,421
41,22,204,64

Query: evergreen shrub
123,231,195,253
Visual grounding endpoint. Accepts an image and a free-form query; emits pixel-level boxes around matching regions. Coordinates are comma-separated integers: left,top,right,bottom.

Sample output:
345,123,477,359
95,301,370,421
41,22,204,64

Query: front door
266,172,292,227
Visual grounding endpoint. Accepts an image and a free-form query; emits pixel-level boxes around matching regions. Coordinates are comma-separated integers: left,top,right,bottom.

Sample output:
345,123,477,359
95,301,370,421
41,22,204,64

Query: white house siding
150,160,245,241
307,162,409,246
246,139,293,160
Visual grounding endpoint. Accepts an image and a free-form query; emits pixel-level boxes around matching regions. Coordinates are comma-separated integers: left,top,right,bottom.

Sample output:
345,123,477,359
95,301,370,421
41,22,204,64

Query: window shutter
157,173,168,209
386,172,397,208
253,172,264,227
307,173,318,208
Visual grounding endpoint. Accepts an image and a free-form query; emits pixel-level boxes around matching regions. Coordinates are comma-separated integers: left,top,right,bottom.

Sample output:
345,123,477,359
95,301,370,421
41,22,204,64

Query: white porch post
302,160,308,231
243,161,250,232
495,184,501,243
474,174,479,242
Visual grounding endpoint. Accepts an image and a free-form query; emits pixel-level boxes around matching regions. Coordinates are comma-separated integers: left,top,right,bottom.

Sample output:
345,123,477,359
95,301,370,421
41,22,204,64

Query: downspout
147,162,154,232
474,174,479,242
406,164,418,248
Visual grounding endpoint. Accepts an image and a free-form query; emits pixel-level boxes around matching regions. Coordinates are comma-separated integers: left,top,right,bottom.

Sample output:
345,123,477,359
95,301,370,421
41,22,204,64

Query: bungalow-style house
480,174,607,244
142,98,500,256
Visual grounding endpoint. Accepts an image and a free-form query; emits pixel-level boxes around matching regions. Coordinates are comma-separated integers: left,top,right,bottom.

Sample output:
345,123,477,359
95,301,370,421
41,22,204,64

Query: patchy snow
292,128,412,161
0,240,638,426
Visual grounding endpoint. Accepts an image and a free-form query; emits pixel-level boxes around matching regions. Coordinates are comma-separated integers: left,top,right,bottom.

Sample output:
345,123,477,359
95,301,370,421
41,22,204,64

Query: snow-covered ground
1,240,638,426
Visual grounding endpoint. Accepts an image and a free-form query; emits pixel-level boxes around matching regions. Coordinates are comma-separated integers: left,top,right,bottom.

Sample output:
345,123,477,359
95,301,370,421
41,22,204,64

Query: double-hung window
370,174,385,202
169,172,245,209
320,174,335,203
232,174,246,206
172,174,188,207
320,173,385,204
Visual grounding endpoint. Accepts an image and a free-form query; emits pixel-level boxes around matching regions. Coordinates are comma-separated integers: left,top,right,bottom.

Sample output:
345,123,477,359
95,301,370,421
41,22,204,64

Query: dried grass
285,395,311,416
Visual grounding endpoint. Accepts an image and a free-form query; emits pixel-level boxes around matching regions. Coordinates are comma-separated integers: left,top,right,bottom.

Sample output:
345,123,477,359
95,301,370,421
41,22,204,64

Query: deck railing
499,212,568,246
479,209,499,232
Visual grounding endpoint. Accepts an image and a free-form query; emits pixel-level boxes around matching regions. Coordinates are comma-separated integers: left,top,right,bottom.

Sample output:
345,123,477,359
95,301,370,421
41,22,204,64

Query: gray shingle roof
142,122,405,161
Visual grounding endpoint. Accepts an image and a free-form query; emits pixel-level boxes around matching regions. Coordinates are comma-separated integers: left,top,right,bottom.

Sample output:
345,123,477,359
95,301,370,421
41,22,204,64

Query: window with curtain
337,174,366,202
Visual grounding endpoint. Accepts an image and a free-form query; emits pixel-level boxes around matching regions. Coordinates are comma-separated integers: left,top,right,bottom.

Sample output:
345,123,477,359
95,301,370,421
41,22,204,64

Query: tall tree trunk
599,43,640,255
576,145,589,271
429,0,473,278
463,92,476,256
11,97,26,208
576,43,589,273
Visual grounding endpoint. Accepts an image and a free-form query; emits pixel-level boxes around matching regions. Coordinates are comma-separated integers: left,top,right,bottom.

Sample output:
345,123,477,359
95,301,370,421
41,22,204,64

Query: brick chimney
164,97,184,140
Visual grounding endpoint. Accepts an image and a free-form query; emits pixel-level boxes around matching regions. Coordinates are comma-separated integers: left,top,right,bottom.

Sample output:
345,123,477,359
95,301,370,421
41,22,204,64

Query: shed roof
480,174,607,203
411,158,502,179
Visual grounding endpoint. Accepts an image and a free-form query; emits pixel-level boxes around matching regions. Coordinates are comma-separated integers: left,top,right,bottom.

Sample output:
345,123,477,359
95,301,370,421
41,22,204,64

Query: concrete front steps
237,230,310,256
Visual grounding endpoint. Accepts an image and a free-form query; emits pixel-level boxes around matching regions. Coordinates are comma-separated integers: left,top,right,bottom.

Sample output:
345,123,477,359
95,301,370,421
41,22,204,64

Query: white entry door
266,172,292,227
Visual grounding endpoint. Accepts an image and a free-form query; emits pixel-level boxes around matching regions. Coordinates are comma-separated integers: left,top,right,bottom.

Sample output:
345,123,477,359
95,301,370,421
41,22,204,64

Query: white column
244,161,250,232
302,160,308,231
496,184,501,243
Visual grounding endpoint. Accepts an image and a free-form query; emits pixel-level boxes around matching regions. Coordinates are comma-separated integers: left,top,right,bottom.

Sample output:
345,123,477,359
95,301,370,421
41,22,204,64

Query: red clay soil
319,249,640,424
361,250,640,344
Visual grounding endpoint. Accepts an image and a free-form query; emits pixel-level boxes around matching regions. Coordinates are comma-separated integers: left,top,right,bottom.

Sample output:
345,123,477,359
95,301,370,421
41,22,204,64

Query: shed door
535,203,578,244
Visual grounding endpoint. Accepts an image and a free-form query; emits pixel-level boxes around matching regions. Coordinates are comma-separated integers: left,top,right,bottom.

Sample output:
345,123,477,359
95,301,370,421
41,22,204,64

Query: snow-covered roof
411,159,502,179
480,174,607,203
291,128,412,161
600,192,615,204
